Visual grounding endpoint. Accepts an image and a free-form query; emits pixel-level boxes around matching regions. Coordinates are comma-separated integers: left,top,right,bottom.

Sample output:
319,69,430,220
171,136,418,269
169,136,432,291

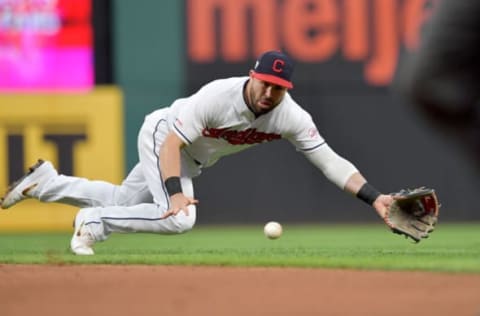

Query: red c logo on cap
272,59,285,73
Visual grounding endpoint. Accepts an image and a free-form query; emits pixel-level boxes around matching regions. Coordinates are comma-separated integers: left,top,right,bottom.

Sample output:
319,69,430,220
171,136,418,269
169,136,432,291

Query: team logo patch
202,127,281,145
272,59,285,73
308,127,319,138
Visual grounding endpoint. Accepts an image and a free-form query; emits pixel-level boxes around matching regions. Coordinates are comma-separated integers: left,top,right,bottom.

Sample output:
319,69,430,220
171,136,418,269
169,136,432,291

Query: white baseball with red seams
264,221,282,239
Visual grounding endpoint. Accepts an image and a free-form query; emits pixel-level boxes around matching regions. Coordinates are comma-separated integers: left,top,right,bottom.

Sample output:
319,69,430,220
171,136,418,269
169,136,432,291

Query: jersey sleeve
286,109,326,153
283,103,358,189
171,85,219,145
304,144,358,189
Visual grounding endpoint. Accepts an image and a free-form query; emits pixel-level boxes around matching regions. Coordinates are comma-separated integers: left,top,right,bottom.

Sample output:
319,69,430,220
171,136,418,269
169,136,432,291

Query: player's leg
1,161,152,209
71,109,198,255
70,177,196,255
40,162,153,207
77,177,195,239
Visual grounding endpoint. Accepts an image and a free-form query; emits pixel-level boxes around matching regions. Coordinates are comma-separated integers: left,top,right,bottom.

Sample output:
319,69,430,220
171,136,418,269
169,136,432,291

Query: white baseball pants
34,108,198,242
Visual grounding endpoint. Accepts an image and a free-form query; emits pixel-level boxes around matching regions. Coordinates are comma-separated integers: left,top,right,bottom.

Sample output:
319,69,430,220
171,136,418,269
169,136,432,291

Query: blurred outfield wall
0,87,123,231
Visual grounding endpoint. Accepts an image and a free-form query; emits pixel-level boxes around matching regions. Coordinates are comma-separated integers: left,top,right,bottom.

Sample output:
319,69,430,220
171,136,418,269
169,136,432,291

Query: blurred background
0,0,478,232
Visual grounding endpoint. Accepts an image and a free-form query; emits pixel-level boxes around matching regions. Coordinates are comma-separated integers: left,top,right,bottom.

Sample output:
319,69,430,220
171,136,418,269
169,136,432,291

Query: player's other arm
304,144,393,220
159,132,198,219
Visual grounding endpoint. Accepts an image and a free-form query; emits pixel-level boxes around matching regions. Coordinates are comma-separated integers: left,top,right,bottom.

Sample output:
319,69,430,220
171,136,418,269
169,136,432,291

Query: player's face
247,73,287,115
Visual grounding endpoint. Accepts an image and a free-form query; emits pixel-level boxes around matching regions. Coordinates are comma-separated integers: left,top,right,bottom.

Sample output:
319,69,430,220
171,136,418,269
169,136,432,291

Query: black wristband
356,183,381,206
164,176,182,196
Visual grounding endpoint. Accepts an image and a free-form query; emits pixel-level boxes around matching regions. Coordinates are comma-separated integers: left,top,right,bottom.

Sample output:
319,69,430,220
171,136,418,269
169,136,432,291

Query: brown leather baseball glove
385,187,440,243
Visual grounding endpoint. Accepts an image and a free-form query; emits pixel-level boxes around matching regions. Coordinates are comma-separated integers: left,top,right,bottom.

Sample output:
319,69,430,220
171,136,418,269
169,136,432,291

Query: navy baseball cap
252,50,294,89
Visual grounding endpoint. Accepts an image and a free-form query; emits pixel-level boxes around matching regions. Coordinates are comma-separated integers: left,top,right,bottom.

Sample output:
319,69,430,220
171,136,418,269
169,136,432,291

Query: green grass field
1,223,479,273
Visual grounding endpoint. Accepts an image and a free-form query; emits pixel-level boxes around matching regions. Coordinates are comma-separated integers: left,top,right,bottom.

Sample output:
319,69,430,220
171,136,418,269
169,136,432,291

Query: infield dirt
1,265,479,316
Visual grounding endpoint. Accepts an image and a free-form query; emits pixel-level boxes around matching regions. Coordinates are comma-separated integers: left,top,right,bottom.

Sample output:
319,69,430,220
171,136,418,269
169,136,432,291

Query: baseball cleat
70,221,95,255
1,159,57,209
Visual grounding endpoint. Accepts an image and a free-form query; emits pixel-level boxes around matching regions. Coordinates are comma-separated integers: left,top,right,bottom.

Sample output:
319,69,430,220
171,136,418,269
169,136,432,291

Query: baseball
264,221,282,239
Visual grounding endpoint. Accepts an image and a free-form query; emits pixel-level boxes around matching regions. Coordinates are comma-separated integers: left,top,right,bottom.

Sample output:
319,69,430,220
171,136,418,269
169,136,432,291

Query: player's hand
372,194,394,226
161,193,198,219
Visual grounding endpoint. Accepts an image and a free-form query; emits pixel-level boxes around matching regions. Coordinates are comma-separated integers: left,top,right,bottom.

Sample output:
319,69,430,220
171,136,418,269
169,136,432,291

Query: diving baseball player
1,51,395,255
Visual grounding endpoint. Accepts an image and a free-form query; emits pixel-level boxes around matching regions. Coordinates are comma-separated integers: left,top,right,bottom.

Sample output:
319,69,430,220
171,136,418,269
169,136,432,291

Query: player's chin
256,101,274,112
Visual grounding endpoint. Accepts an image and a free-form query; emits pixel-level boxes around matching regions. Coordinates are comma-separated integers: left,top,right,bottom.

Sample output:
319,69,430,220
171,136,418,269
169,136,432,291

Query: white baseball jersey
169,76,325,171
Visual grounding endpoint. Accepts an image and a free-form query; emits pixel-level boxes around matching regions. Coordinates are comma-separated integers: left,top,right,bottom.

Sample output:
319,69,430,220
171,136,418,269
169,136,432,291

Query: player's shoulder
278,93,312,119
268,94,315,132
199,76,248,96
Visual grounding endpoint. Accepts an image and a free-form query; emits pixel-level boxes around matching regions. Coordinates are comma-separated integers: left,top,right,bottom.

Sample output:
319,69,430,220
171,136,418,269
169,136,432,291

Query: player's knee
170,207,196,233
169,216,194,233
74,207,97,227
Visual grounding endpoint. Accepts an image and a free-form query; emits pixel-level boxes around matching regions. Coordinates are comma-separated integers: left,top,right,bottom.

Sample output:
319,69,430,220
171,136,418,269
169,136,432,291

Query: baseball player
1,50,394,255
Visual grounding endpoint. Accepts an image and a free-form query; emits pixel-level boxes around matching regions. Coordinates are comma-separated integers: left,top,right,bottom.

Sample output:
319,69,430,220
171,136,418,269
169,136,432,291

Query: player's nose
264,86,273,97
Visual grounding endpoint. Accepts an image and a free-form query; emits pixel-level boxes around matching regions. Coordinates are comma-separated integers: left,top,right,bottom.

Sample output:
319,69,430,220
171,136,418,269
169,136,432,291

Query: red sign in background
0,0,93,91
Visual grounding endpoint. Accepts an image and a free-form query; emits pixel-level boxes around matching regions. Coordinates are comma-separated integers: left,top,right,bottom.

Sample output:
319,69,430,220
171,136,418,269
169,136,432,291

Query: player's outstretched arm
344,172,394,222
343,172,440,242
302,144,393,223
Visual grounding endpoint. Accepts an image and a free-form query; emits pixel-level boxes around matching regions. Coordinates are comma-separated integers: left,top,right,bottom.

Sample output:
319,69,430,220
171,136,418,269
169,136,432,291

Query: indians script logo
202,127,281,145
